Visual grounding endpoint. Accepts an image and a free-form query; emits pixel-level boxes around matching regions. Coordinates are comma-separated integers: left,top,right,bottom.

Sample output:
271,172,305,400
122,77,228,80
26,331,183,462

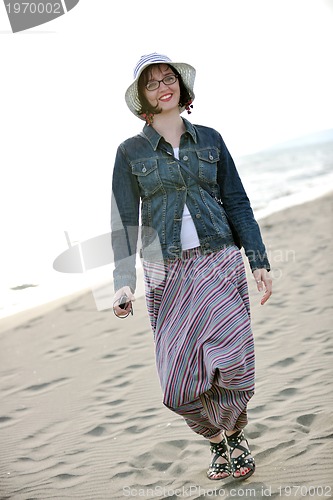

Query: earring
185,100,193,115
141,112,154,126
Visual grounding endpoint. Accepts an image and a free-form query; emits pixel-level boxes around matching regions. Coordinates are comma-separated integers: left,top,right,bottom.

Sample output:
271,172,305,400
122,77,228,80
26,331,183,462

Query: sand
0,193,332,500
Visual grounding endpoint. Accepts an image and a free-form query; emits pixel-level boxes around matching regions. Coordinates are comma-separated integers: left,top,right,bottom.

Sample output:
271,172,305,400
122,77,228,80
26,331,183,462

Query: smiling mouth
159,93,173,101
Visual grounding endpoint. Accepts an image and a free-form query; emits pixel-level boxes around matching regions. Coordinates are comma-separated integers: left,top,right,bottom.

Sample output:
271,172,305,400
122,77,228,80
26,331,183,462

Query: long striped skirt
143,246,255,439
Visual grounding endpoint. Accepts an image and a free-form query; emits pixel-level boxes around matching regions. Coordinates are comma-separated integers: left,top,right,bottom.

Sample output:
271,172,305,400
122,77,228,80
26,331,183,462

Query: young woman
111,53,272,480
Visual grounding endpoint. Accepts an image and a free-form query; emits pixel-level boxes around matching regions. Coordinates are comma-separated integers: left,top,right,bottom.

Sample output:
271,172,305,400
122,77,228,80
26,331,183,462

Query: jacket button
205,242,210,248
196,213,201,219
181,186,186,191
209,154,214,161
142,166,147,173
183,155,188,161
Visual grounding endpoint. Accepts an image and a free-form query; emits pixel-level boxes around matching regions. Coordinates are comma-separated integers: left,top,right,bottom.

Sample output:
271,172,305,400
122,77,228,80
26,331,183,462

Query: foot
226,430,255,479
207,435,231,480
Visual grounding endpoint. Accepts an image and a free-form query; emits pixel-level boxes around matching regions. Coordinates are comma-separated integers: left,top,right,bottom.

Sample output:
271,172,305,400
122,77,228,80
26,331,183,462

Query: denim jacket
111,118,270,292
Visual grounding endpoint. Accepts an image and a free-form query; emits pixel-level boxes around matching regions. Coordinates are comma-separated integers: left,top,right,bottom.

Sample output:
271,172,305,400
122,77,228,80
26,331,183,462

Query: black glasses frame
145,74,178,92
113,295,134,319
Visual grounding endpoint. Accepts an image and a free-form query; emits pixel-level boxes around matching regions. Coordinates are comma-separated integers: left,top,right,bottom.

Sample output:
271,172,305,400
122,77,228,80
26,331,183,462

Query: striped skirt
143,246,255,438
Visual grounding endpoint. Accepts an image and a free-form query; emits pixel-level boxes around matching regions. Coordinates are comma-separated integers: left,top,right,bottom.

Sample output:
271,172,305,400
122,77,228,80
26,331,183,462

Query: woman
111,53,272,480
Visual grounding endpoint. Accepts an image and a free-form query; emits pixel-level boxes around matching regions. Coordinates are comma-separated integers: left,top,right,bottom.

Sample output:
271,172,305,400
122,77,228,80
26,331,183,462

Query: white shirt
174,148,200,250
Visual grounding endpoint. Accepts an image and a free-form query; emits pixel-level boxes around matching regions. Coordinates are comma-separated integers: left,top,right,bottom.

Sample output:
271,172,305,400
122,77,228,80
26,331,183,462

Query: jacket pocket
131,159,164,196
196,148,219,184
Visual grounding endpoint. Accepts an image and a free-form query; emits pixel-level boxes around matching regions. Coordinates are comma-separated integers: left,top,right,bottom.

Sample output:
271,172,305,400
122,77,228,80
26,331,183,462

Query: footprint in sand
24,377,69,393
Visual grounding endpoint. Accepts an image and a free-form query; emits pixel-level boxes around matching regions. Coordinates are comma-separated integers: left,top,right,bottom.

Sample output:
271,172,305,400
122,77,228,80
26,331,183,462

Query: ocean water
238,136,333,218
1,135,332,321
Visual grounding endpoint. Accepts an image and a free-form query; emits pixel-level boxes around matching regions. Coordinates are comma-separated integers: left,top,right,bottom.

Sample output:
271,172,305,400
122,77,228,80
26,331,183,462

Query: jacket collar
141,118,197,151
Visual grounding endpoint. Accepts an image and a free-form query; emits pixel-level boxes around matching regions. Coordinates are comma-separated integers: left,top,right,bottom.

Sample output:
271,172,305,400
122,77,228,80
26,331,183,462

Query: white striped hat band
133,53,172,79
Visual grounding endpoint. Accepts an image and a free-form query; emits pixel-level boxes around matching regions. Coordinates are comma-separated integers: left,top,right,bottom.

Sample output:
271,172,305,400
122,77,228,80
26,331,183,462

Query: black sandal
226,430,255,480
207,436,231,480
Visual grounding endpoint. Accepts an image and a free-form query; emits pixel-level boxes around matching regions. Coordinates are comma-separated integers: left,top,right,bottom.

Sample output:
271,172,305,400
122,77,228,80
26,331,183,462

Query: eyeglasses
113,294,134,319
145,74,178,91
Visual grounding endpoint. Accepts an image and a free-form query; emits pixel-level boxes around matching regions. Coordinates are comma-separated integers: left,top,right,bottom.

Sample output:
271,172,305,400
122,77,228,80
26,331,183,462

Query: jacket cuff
113,273,136,294
247,252,271,272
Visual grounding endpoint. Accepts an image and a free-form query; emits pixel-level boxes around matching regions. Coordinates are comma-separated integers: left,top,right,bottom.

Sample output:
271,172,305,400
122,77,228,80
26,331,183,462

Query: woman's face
143,64,180,114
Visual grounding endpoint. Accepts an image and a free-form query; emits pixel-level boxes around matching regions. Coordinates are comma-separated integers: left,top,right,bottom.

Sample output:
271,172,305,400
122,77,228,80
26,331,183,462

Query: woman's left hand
252,268,272,305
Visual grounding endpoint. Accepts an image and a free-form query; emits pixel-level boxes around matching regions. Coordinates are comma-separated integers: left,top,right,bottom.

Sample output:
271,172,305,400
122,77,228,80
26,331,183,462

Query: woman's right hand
112,286,135,318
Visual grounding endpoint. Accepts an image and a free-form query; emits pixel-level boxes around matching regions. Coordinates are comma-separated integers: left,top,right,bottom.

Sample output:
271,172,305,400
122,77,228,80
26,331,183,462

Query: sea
1,131,332,321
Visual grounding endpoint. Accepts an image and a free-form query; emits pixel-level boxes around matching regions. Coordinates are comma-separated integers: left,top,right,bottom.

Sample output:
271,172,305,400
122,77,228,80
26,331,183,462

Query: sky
0,0,333,289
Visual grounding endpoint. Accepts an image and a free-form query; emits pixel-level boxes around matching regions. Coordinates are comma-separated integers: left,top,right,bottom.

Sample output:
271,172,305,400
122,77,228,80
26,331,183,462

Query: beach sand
0,193,332,500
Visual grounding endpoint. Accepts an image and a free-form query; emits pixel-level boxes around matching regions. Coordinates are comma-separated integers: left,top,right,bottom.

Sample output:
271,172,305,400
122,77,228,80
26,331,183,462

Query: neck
151,111,185,148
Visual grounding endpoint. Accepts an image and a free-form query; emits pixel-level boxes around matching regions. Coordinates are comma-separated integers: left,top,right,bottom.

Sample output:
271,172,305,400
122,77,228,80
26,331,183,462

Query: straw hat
125,53,196,120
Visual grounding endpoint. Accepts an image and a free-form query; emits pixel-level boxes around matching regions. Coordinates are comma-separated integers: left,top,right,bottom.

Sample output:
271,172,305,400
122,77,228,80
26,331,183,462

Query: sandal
207,436,231,480
226,430,255,480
